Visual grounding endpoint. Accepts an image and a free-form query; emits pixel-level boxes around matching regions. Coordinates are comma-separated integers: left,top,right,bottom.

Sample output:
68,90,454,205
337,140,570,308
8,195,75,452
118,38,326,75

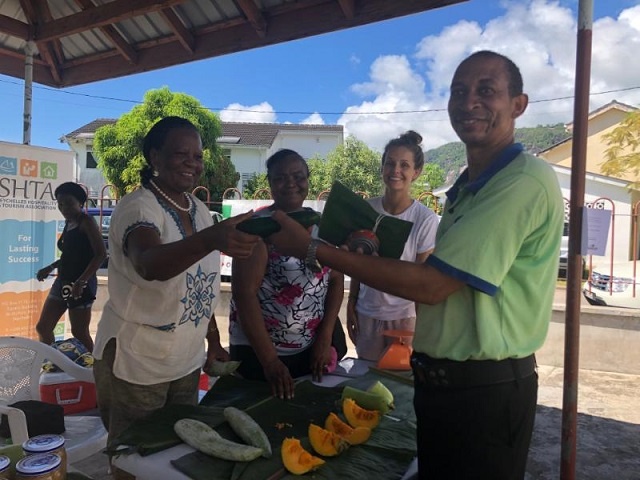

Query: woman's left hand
71,281,86,299
205,342,231,370
310,335,333,382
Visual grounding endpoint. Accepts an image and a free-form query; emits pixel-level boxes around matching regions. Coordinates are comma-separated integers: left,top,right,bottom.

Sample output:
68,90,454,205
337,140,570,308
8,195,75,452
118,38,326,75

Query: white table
112,359,418,479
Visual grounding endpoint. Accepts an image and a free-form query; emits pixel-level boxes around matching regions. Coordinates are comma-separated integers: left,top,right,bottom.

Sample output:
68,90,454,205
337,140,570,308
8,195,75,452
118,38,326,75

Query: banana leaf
108,376,272,457
171,371,416,480
318,181,414,259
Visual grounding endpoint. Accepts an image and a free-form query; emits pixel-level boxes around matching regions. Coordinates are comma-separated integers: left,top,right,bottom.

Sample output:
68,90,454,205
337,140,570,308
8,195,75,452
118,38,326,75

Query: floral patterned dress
229,246,331,355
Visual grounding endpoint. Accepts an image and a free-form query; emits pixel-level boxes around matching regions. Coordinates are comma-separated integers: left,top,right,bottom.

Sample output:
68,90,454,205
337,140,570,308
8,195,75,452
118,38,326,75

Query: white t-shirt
356,198,439,320
93,187,220,385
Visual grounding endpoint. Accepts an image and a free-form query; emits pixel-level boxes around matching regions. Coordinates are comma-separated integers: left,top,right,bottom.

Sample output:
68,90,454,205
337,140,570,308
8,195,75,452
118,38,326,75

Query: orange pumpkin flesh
342,398,381,429
281,437,325,475
324,412,371,445
308,423,349,457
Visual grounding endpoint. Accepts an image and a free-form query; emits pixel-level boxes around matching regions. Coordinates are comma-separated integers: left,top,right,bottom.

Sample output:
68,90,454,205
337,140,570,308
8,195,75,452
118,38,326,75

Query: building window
86,151,97,169
241,173,252,191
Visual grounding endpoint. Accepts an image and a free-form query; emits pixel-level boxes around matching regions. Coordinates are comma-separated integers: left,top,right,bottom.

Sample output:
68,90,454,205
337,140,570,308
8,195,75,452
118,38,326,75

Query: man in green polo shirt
269,50,563,479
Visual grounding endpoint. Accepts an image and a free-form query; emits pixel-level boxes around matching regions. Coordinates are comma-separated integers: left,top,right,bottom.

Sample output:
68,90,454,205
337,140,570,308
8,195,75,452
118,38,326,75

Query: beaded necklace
149,179,193,213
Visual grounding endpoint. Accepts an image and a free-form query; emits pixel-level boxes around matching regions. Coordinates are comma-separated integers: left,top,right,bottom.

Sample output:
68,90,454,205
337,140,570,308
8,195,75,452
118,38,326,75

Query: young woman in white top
346,131,440,361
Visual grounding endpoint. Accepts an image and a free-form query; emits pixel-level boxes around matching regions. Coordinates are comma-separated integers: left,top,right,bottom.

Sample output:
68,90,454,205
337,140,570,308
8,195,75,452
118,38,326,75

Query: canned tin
15,453,63,480
0,455,10,479
22,435,66,477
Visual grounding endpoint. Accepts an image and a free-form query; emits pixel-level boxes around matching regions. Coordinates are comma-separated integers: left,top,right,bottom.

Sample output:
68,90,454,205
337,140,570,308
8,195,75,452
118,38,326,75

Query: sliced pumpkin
308,423,349,457
342,398,381,429
324,412,371,445
281,437,325,475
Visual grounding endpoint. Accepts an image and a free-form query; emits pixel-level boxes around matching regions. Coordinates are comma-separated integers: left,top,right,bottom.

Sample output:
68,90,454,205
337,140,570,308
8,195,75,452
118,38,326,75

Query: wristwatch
305,239,322,273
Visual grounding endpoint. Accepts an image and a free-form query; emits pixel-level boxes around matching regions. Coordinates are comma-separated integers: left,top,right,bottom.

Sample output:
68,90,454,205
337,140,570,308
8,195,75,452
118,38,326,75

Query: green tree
310,135,383,198
93,87,239,201
601,111,640,181
411,163,446,212
242,172,269,199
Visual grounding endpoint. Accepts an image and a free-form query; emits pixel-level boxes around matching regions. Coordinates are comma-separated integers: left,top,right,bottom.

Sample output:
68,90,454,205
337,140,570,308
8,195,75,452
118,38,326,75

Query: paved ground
70,288,639,479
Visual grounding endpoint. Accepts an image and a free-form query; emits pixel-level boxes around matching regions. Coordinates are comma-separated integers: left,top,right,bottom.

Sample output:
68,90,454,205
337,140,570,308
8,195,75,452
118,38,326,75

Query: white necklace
150,179,193,213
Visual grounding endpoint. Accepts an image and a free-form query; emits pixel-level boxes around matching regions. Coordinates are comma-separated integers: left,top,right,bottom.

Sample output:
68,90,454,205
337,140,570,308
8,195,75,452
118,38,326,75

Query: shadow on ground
526,405,640,479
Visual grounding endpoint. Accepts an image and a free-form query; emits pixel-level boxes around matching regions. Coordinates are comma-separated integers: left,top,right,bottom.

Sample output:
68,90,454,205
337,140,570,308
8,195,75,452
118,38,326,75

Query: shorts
48,275,97,310
354,314,416,362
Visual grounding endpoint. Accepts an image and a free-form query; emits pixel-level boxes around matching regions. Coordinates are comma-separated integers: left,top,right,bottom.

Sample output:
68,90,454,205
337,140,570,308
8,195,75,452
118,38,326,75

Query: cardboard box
39,372,97,415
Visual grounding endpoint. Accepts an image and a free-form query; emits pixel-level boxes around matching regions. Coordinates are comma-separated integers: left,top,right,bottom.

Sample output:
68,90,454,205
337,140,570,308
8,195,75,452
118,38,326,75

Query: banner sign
0,141,73,338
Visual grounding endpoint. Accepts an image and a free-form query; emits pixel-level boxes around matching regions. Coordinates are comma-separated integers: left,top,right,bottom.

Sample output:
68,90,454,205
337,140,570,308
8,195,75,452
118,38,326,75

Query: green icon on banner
41,162,58,179
221,204,232,219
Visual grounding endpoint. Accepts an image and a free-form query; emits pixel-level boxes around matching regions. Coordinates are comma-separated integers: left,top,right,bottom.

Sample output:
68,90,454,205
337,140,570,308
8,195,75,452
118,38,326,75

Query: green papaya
236,209,321,237
367,380,395,410
341,385,390,414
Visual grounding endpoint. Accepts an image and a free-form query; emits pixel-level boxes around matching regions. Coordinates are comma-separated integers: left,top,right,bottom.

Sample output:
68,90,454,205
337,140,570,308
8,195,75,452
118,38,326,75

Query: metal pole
23,41,36,145
561,1,593,478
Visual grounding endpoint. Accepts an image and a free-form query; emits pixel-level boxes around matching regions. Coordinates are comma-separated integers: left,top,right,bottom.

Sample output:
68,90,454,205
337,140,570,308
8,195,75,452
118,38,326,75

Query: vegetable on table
223,406,272,458
174,418,263,462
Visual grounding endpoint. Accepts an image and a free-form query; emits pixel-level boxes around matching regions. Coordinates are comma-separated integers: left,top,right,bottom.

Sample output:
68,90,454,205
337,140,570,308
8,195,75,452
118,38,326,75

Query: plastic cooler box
39,371,97,414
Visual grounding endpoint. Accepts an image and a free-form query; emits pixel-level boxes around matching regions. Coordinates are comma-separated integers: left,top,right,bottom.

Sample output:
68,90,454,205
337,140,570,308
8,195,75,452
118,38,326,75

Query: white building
60,120,344,200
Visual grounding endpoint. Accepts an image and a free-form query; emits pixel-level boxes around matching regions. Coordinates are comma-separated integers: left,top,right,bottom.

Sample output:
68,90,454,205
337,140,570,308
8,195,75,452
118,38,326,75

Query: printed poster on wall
0,141,73,339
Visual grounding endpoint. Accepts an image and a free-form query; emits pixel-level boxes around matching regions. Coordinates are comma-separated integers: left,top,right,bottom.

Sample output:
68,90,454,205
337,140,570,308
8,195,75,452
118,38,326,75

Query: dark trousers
230,344,313,380
413,369,538,479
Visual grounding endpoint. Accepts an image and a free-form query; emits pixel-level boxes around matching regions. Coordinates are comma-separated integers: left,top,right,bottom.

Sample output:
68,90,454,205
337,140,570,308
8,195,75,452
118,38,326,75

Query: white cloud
219,102,276,123
339,0,640,152
301,113,325,125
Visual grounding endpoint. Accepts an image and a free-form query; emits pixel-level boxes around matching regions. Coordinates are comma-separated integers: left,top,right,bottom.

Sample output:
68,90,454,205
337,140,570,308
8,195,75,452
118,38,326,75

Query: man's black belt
411,352,536,389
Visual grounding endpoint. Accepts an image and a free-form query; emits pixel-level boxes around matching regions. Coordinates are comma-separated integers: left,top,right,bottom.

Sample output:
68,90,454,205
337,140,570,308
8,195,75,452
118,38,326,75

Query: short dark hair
266,149,309,179
54,182,87,205
382,130,425,170
464,50,524,97
140,116,199,185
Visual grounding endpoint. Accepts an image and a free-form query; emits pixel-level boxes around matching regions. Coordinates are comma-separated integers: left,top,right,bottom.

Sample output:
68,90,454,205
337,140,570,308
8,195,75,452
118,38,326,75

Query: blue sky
0,0,638,153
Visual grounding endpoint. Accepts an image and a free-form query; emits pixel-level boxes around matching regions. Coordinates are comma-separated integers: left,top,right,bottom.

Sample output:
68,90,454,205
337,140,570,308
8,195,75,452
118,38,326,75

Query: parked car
87,207,113,268
583,261,640,308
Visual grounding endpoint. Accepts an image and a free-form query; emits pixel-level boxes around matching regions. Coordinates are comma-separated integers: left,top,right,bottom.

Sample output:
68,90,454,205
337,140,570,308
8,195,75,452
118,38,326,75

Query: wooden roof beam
35,0,188,43
159,8,195,54
19,0,62,83
73,0,138,64
235,0,267,38
337,0,356,19
0,14,30,40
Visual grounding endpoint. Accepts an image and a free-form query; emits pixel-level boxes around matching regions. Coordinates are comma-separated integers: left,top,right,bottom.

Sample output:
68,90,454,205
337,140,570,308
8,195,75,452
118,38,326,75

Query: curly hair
54,182,87,205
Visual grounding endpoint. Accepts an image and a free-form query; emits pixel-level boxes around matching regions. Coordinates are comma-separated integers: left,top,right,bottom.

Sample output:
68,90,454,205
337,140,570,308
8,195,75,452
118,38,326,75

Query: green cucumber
236,209,321,237
174,418,263,462
341,385,390,414
223,406,272,458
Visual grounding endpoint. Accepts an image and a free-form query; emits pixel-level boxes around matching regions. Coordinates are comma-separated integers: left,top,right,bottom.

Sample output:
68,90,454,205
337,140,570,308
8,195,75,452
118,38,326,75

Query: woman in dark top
36,182,107,351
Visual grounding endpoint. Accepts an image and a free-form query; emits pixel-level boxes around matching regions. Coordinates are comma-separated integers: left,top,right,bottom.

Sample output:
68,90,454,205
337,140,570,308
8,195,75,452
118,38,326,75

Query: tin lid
15,453,61,475
0,455,10,471
22,434,65,453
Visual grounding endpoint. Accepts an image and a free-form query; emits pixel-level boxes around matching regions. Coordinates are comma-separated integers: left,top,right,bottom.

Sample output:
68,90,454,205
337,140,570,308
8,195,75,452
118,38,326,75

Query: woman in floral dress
229,149,344,400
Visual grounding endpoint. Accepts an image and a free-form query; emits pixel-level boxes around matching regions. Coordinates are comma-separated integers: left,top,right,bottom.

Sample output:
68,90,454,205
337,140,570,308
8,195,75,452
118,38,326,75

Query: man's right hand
263,358,295,400
267,210,311,259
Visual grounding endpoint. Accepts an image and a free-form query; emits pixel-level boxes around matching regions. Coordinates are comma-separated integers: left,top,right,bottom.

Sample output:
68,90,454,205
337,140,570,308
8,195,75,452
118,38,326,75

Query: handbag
61,282,96,309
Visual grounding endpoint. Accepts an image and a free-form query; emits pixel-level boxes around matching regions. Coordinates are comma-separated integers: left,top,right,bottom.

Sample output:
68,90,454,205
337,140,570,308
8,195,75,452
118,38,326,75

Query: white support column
23,41,36,145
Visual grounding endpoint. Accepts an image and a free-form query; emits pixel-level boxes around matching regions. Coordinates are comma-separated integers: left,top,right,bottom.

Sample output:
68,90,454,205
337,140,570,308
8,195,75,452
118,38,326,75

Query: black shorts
48,276,97,310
